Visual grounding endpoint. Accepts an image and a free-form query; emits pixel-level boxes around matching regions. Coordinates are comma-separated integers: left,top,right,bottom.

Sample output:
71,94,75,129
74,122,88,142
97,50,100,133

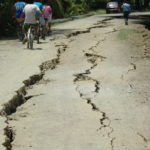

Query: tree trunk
135,0,142,9
144,0,149,8
49,0,64,18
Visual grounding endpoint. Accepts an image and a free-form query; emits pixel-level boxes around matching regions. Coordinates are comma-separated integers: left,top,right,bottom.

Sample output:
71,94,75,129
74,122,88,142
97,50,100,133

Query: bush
65,3,88,16
0,0,16,37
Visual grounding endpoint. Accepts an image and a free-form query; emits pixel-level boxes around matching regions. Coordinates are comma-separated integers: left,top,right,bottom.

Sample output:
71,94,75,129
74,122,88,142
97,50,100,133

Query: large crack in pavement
0,18,115,150
73,26,116,149
0,41,68,150
66,21,110,38
3,126,14,150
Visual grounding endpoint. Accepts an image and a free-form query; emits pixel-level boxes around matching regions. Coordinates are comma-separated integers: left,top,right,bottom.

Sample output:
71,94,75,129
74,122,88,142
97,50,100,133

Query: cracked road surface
0,15,150,150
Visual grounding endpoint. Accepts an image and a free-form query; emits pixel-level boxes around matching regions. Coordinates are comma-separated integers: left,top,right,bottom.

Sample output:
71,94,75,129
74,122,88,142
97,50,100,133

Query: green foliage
90,9,106,15
0,0,16,36
62,0,89,17
49,0,65,18
0,0,149,37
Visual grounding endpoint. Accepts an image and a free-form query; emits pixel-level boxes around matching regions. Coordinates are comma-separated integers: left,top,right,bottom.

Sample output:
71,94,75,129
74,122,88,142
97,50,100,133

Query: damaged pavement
0,14,150,150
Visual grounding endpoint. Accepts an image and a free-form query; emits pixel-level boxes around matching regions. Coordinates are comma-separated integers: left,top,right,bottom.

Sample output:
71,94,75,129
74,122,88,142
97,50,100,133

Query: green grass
118,29,138,40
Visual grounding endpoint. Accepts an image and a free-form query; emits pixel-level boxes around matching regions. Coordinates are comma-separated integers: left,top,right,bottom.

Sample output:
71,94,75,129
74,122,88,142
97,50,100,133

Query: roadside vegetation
90,9,106,15
0,0,150,37
118,29,138,39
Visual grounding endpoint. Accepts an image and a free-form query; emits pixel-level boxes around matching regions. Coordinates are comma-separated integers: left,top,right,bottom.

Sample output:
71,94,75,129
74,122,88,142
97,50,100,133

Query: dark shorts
23,23,37,31
44,18,48,21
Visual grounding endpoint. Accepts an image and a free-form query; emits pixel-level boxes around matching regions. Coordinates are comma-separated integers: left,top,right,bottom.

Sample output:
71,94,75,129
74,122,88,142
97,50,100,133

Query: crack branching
137,132,150,143
67,19,111,38
73,20,116,148
110,137,116,150
1,19,112,150
86,98,99,111
0,42,68,150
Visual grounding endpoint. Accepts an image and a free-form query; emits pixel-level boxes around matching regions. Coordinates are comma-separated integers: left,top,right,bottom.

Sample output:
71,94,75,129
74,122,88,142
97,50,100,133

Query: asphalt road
0,12,150,150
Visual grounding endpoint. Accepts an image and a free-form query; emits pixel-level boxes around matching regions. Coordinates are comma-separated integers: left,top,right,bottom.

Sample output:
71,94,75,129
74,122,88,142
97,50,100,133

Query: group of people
13,0,131,44
13,0,52,42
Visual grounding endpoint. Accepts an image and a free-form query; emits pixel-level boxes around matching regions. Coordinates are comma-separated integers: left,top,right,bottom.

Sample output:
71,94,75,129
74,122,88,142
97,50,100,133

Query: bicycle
27,25,34,49
13,18,24,41
37,19,45,43
17,22,24,41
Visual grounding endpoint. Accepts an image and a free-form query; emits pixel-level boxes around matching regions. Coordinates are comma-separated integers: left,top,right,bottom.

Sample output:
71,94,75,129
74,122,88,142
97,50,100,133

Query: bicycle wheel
27,41,29,49
27,27,30,49
27,29,30,49
17,32,22,41
27,26,34,49
29,31,34,49
29,41,33,49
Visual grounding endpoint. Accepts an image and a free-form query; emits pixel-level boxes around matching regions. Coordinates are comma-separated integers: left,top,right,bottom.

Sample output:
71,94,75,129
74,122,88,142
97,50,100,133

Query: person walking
121,0,131,25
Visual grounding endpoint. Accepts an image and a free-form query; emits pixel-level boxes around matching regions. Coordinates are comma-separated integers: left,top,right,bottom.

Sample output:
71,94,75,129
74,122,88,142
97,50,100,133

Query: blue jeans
123,12,130,22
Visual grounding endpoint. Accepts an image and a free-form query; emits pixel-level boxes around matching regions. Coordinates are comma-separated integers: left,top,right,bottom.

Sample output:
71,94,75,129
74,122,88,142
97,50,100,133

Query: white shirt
23,4,40,24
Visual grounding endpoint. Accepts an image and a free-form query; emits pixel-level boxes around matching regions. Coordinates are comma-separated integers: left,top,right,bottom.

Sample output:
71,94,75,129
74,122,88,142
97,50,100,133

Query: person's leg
44,18,48,35
48,13,52,32
34,24,38,39
22,23,29,44
126,12,129,24
16,18,24,40
124,12,128,25
39,16,46,40
42,25,46,40
48,22,51,32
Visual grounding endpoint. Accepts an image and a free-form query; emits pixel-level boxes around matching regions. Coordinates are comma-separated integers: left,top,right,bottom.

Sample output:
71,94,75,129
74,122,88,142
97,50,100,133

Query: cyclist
22,1,42,44
12,0,26,40
33,0,46,40
43,0,52,34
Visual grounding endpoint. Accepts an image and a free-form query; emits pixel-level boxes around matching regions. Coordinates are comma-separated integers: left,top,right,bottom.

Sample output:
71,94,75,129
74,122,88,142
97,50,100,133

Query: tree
144,0,149,7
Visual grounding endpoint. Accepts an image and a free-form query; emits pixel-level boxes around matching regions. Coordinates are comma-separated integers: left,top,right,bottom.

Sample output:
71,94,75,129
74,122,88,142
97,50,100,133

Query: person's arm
39,10,42,16
36,6,42,16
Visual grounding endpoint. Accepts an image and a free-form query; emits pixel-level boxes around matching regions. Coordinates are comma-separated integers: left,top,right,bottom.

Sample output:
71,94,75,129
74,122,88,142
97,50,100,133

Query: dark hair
43,0,48,3
26,0,33,4
124,0,129,2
